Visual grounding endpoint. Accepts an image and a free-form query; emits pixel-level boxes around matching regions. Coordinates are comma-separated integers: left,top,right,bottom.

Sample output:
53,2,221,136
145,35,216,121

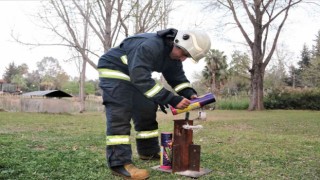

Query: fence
0,95,104,113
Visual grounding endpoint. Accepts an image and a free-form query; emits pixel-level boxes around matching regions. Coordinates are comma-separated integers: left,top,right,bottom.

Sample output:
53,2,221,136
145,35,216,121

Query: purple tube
190,93,216,106
170,93,216,115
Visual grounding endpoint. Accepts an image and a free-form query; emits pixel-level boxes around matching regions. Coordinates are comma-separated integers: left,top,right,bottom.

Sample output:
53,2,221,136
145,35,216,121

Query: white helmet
174,30,211,62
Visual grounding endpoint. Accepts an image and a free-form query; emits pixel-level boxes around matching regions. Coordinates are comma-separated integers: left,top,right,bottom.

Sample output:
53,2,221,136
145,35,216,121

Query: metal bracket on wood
152,116,212,178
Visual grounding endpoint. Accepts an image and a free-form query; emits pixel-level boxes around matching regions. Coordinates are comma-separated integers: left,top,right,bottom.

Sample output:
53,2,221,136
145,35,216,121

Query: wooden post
172,119,201,172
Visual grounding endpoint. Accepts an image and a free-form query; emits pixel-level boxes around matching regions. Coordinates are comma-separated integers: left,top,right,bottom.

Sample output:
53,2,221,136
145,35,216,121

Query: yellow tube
173,102,201,114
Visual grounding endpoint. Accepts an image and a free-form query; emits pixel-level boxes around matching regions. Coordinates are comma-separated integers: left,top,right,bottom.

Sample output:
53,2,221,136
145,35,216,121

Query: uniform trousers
99,78,160,167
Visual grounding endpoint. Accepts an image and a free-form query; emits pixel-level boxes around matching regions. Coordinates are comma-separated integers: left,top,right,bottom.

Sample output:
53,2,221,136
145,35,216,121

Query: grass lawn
1,110,320,179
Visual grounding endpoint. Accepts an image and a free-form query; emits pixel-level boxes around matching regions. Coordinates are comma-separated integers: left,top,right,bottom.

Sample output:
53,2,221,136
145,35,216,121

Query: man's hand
175,98,191,109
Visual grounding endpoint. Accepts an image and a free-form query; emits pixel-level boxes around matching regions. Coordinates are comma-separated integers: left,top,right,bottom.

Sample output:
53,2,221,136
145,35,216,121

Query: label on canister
160,132,172,170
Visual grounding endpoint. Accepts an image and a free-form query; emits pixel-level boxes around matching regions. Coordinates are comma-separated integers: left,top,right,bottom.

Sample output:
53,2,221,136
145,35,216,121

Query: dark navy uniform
98,29,196,167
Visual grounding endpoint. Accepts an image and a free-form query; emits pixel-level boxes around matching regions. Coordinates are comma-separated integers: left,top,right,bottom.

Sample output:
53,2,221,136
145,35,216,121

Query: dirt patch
31,145,47,151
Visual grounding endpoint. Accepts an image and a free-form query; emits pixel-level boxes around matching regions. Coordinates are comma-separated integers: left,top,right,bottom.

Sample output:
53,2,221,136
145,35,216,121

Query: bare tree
37,57,69,90
117,0,172,36
210,0,303,110
12,0,173,112
264,46,289,90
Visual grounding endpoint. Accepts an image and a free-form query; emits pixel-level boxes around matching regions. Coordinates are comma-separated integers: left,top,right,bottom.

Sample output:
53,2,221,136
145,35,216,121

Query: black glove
159,104,169,114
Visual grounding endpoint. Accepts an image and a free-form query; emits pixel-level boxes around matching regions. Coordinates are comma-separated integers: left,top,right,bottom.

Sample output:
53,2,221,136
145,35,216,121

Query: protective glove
159,104,169,114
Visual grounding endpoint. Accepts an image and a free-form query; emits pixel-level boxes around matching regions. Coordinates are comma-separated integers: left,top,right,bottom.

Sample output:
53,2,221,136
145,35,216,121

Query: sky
1,1,320,81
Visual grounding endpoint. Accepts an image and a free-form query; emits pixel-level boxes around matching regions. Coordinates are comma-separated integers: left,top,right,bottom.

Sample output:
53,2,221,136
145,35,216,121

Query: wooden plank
172,119,193,172
172,144,180,172
189,144,201,171
151,166,213,178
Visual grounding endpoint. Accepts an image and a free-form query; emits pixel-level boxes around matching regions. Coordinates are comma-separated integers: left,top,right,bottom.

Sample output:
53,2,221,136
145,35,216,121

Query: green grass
1,110,320,179
216,96,249,110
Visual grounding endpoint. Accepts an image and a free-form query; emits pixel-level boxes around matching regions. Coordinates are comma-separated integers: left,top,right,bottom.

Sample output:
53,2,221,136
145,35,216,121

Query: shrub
264,88,320,110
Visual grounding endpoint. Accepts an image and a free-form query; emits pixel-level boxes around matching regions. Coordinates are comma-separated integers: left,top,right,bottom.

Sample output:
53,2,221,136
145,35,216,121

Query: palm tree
202,49,228,95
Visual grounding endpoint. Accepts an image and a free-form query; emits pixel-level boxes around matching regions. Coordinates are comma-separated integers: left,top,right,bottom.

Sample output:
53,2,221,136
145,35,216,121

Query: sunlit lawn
1,110,319,179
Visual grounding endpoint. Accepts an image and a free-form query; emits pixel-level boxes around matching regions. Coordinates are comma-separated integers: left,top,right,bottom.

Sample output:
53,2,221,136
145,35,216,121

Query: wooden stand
152,117,212,178
172,119,200,172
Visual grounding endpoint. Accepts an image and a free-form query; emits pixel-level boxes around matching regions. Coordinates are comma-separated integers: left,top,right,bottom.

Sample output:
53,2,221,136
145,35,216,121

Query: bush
264,88,320,110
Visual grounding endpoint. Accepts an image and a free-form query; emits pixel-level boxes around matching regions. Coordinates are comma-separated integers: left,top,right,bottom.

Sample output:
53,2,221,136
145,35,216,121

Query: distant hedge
264,88,320,110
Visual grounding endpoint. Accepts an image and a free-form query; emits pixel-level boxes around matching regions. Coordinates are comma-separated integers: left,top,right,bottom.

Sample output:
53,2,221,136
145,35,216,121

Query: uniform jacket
98,29,196,107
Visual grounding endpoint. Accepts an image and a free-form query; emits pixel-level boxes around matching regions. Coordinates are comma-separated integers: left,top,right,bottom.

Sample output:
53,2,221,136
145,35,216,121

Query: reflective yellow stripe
98,68,130,81
106,135,130,145
136,130,159,139
120,55,128,65
174,82,191,92
144,83,163,98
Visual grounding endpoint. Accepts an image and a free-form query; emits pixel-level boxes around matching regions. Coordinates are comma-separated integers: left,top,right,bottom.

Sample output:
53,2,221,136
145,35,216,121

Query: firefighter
98,28,211,179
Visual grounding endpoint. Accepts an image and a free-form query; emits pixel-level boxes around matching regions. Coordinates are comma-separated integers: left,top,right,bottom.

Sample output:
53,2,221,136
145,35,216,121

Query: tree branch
226,0,253,48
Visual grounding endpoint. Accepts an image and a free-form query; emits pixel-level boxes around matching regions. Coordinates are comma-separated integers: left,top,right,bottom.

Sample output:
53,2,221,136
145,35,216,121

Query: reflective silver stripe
136,130,159,139
120,55,128,65
174,82,191,92
144,83,163,98
98,68,130,81
106,135,130,145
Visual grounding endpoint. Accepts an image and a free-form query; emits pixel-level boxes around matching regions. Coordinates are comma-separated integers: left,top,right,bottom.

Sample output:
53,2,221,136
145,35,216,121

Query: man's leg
100,79,133,167
100,79,149,179
132,90,160,158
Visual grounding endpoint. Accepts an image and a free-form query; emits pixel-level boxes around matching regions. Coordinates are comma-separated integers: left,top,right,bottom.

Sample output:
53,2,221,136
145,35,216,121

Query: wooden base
151,165,212,178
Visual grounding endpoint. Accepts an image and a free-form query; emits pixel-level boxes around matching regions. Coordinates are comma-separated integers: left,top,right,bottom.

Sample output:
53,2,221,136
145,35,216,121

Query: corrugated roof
22,90,72,98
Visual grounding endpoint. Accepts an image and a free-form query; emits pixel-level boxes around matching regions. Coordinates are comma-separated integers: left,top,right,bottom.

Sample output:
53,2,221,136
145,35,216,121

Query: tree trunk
79,60,87,113
248,63,264,110
215,78,221,93
211,74,217,95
